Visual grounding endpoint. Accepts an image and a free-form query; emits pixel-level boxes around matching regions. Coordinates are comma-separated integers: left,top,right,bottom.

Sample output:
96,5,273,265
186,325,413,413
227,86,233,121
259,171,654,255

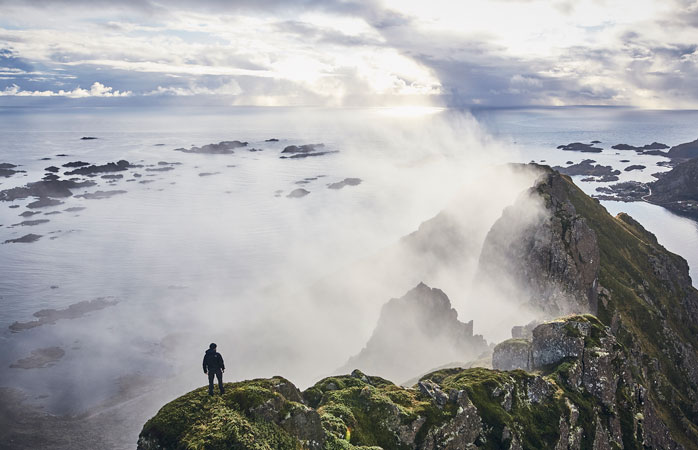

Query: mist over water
1,106,697,448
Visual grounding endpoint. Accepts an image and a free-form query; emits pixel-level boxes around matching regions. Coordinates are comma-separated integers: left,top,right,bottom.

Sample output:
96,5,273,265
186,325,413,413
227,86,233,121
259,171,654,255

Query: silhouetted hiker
203,343,225,395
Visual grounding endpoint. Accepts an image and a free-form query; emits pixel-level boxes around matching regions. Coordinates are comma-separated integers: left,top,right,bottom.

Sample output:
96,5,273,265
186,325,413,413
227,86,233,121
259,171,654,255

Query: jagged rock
478,168,600,317
340,283,488,382
624,164,646,171
64,160,134,176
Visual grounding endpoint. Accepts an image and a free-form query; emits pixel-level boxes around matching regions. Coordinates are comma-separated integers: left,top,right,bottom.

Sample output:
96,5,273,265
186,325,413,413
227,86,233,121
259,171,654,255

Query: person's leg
208,371,215,395
216,370,224,394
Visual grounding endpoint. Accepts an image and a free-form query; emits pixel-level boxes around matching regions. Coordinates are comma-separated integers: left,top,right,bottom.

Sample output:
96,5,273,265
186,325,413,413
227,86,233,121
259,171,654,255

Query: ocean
0,105,697,448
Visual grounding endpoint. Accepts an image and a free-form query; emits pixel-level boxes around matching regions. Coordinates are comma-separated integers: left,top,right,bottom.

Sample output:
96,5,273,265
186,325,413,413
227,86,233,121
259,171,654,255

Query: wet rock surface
327,178,362,189
174,140,247,154
13,219,50,227
0,163,25,177
27,198,64,208
552,160,620,182
287,188,310,198
557,142,603,153
611,142,668,153
280,143,338,158
75,190,127,200
594,181,649,202
10,347,65,369
4,233,42,244
9,298,118,332
64,160,135,176
0,179,96,201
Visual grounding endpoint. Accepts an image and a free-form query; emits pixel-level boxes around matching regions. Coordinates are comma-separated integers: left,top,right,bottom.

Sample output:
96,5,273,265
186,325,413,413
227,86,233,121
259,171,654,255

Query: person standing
203,343,225,395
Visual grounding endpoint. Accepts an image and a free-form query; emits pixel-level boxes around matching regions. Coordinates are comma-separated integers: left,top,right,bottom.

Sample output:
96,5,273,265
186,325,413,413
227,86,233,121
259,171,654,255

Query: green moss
140,384,301,450
559,172,698,446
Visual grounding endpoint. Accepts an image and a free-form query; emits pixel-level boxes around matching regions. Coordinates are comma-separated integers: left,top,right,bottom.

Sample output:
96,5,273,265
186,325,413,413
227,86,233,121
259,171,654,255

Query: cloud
1,0,698,107
146,80,242,96
0,81,131,97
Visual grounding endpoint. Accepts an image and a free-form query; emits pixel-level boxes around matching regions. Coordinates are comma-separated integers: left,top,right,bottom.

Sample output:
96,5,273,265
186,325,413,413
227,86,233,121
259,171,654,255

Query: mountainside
646,157,698,219
666,138,698,160
138,315,680,449
339,283,489,382
477,168,600,317
139,165,698,449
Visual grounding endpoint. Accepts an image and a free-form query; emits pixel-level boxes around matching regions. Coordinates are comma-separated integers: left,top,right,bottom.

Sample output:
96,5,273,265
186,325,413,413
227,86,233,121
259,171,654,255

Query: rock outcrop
666,138,698,160
645,157,698,219
140,164,698,449
557,142,603,153
141,316,681,449
552,159,620,182
174,140,247,154
340,283,488,383
478,167,600,317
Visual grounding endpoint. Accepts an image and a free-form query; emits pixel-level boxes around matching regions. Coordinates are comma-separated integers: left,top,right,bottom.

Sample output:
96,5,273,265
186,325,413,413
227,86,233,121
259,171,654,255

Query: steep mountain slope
487,166,698,446
138,165,698,449
138,316,681,449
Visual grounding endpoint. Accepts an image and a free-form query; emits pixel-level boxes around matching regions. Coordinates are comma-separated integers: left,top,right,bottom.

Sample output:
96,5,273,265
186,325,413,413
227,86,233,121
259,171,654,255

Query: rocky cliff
477,166,600,317
489,166,698,447
646,157,698,219
138,316,678,449
338,283,489,383
139,165,698,449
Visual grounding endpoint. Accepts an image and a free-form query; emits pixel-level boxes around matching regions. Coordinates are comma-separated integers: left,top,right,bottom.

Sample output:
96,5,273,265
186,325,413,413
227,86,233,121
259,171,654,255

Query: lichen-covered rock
492,339,532,371
137,377,324,450
531,318,589,368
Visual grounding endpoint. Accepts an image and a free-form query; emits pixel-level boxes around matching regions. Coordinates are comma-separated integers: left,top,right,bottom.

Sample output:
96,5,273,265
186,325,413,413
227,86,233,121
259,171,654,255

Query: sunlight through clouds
0,0,696,107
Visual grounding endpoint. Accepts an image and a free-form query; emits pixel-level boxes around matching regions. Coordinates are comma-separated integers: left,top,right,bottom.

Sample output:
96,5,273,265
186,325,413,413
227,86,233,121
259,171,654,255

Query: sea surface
0,105,697,448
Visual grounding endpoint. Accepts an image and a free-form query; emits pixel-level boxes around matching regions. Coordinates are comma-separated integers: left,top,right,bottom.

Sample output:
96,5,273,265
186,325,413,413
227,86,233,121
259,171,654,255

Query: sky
0,0,697,108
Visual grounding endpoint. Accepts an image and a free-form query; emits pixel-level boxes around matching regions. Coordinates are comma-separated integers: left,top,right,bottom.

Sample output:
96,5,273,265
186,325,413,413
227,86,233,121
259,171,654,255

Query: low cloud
0,81,131,97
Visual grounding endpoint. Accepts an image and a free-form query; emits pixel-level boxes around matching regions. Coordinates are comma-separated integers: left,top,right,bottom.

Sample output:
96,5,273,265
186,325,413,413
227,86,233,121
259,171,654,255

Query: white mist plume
0,108,554,446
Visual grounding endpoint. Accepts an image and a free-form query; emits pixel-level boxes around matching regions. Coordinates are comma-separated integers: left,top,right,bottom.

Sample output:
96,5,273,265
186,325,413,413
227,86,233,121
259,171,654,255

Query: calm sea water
0,106,696,447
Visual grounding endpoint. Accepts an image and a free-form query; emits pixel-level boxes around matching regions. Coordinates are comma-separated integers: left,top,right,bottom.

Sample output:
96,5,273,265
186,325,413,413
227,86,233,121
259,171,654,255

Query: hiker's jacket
203,349,225,372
